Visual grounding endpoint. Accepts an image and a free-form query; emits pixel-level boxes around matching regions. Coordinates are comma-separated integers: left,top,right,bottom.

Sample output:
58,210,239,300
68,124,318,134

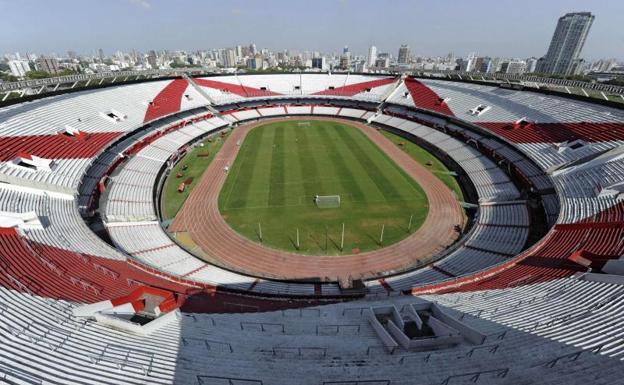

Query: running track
169,117,464,283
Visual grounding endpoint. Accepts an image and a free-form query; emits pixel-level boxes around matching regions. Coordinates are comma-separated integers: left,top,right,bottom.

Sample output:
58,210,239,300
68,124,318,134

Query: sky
1,0,623,60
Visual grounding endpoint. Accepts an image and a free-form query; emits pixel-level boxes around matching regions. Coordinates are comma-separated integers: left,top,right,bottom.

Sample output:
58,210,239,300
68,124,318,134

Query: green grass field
161,132,228,220
218,120,430,255
380,130,464,200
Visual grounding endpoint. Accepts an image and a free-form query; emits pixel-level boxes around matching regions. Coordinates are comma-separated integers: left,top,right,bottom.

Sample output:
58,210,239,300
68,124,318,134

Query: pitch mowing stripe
333,123,404,201
245,125,276,207
282,124,307,205
316,124,367,202
310,122,351,196
322,122,387,203
268,125,286,206
295,123,321,199
342,122,424,200
345,126,426,201
223,126,267,209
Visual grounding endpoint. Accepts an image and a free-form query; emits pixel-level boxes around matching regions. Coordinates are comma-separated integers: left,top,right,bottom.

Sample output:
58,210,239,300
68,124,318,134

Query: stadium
2,4,624,382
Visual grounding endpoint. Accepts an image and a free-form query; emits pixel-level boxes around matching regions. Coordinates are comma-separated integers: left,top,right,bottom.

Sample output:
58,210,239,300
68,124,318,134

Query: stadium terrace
0,71,623,384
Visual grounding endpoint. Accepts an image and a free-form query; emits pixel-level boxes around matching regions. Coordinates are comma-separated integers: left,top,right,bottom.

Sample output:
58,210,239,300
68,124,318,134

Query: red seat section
413,203,624,294
313,78,396,96
404,78,455,116
143,79,189,123
477,121,624,144
0,227,192,303
0,132,122,161
0,228,335,313
193,78,282,97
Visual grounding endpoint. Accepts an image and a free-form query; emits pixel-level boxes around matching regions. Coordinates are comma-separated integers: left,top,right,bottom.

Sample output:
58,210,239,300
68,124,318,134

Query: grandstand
0,72,623,383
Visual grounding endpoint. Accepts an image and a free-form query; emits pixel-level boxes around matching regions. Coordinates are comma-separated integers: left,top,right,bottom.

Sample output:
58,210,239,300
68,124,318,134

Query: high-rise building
246,55,263,70
479,57,493,73
339,54,351,70
536,12,594,75
501,60,527,74
35,56,60,74
367,46,377,67
398,45,410,64
525,57,538,73
147,50,158,69
98,48,105,63
311,57,327,70
8,60,31,77
375,57,389,68
223,49,237,68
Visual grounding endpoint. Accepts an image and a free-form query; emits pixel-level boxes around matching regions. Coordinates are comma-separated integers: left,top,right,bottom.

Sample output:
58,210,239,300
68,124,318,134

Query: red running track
169,117,464,283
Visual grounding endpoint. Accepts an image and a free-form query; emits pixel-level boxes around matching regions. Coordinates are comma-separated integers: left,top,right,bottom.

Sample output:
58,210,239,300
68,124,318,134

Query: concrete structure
398,45,410,64
501,60,527,74
537,12,594,75
8,60,30,77
35,56,60,74
367,45,377,67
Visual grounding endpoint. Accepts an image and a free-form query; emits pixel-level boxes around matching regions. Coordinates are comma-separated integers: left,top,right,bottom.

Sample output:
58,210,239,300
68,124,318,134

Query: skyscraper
536,12,594,75
8,60,30,77
35,56,60,74
147,50,158,69
367,45,377,67
398,45,410,64
223,48,237,68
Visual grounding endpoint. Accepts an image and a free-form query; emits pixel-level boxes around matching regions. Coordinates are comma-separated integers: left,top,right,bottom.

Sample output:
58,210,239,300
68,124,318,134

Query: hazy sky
1,0,622,60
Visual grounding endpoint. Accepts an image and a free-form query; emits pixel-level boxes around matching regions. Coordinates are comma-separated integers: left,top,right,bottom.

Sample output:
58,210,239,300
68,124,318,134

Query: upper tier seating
387,78,624,171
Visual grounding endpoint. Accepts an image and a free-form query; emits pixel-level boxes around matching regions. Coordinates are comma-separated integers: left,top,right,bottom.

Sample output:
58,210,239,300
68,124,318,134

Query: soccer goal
314,195,341,208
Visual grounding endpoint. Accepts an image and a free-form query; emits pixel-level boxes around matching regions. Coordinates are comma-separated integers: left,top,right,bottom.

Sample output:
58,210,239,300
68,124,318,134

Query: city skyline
1,0,623,60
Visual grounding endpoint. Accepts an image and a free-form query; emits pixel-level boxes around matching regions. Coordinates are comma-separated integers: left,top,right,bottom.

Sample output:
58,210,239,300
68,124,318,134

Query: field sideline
218,119,429,255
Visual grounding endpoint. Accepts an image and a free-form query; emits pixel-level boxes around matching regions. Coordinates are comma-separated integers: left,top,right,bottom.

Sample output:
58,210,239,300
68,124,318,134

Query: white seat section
103,116,230,223
230,109,261,121
0,79,215,193
312,106,340,116
1,276,624,384
435,247,508,276
375,114,521,202
106,222,204,275
0,158,91,194
384,78,624,171
287,106,312,114
256,106,286,116
193,74,394,105
419,79,624,124
0,183,125,260
478,202,529,227
338,108,370,119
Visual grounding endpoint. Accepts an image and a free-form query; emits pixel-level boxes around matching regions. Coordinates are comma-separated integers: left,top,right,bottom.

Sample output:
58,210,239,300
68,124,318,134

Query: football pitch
218,120,430,255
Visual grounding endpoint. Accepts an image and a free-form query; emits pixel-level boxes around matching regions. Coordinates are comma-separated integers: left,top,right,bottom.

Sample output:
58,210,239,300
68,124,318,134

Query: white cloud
231,8,241,15
129,0,151,9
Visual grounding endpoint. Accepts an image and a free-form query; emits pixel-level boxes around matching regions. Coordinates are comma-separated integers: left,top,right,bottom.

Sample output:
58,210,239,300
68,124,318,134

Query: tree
0,72,17,82
25,70,51,79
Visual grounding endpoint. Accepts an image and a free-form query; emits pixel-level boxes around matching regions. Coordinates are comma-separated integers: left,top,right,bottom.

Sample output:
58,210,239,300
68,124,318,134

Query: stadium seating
1,275,624,384
0,73,623,383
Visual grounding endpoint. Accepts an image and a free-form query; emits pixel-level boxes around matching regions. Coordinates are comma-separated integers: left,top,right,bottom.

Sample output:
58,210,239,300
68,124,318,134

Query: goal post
314,195,341,209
